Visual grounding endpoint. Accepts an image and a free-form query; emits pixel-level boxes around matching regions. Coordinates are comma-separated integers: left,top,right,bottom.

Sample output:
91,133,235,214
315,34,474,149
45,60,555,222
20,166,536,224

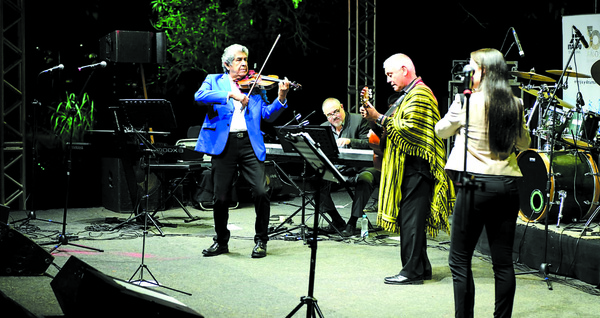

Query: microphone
78,61,107,71
39,64,64,74
573,26,589,49
282,113,302,127
301,110,316,123
511,27,525,58
462,65,475,93
299,120,310,126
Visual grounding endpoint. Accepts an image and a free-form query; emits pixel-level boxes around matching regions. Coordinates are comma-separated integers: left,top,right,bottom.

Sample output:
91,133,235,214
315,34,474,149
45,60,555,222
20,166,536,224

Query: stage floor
1,191,600,317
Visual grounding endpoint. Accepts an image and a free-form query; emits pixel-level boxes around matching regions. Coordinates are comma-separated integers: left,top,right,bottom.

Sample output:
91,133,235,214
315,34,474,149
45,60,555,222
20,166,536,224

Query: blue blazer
194,73,288,161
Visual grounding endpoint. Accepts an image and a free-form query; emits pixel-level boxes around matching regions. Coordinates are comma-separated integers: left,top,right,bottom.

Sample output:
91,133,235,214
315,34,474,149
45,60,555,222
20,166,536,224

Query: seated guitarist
319,97,377,237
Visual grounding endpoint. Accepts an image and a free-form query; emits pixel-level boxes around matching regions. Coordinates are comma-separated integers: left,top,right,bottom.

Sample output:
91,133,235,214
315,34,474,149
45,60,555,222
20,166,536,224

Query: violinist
194,43,291,258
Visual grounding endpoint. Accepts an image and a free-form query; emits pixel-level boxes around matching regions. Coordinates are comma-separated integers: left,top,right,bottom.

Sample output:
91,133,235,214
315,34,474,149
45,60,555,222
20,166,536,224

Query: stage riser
476,223,600,286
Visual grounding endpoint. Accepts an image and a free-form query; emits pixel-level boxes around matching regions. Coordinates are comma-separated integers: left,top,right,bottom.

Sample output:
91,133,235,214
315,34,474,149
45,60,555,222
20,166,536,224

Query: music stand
284,131,344,318
112,99,189,296
269,126,349,239
112,99,176,234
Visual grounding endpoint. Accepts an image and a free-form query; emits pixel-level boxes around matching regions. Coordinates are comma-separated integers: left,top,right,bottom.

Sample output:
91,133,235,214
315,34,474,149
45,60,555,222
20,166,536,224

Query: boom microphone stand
516,27,588,290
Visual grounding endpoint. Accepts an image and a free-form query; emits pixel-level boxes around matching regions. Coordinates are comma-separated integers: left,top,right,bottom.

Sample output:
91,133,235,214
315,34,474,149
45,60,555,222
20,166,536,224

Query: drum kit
513,63,600,226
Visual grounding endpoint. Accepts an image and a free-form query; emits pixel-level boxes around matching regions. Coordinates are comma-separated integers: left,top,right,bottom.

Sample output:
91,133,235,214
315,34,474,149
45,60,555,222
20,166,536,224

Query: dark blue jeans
449,174,520,318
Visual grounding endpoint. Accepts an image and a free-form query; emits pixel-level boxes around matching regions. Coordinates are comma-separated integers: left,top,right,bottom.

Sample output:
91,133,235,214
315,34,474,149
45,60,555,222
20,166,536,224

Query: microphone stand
517,28,587,290
13,71,65,226
40,69,104,253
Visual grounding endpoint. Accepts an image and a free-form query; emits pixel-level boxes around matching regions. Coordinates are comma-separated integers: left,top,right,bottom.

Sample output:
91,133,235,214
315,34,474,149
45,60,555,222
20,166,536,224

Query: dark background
23,1,597,209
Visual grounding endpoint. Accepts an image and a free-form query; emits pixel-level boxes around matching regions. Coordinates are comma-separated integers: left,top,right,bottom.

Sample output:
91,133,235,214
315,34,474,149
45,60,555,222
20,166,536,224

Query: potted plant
51,92,95,148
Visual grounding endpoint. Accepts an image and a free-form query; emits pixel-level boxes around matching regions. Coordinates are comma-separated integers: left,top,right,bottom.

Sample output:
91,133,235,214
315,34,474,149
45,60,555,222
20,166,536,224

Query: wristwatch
377,114,386,125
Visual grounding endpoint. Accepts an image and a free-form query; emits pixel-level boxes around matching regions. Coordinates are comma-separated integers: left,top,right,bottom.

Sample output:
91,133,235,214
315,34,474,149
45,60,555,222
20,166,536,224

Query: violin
238,71,302,91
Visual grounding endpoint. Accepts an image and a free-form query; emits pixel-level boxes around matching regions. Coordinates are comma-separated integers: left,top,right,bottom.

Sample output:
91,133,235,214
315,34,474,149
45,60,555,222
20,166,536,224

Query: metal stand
515,29,587,290
286,177,324,317
268,160,314,241
282,131,346,317
128,180,191,296
40,70,103,254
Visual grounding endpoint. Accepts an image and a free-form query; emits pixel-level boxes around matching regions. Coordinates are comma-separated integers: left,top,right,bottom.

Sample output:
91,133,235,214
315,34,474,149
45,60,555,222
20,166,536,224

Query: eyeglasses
325,108,341,119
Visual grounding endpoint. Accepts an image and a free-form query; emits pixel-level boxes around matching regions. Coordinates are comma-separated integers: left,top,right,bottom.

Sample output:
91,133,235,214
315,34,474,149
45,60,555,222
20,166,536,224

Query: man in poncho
361,53,454,285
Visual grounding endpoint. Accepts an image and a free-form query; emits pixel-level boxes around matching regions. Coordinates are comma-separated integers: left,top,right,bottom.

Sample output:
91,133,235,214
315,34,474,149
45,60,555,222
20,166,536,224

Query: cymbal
592,60,600,86
545,69,591,78
510,71,556,83
519,87,574,109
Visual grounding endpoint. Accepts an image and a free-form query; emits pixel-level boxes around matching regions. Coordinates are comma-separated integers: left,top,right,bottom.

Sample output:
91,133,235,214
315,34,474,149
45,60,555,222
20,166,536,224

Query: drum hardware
520,86,574,109
554,190,567,228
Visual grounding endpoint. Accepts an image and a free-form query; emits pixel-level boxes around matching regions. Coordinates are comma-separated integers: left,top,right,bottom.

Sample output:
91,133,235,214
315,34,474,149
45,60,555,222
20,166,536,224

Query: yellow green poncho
377,82,455,238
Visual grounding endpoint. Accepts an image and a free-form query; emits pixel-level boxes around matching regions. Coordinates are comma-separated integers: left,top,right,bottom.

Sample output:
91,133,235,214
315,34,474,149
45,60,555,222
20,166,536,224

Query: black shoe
251,241,267,258
384,273,424,285
340,224,359,237
202,242,229,257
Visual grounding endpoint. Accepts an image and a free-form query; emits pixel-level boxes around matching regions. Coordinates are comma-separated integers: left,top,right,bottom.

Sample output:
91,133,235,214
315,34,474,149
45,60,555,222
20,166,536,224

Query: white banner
562,14,600,113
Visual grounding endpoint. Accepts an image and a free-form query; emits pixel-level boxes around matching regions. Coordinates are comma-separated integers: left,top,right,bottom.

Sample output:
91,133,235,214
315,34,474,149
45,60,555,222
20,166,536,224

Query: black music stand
112,99,176,235
113,99,189,296
284,131,345,318
269,126,350,239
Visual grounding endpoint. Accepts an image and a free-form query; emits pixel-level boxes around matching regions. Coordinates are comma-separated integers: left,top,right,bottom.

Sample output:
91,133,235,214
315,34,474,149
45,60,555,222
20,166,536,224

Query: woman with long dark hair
435,48,531,317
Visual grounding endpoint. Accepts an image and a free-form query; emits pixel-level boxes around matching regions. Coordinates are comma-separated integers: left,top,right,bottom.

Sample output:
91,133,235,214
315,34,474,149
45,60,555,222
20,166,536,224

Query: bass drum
517,149,600,223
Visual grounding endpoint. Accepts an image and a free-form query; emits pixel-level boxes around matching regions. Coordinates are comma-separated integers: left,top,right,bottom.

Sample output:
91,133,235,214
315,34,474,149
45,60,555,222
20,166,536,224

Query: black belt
230,131,248,139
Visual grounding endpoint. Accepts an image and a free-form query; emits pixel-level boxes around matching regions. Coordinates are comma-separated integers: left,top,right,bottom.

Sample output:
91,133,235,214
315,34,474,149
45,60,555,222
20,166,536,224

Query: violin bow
245,34,281,100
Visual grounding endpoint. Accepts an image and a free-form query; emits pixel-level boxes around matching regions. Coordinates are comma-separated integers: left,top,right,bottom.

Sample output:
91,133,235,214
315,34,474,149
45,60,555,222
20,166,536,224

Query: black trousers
320,167,380,224
448,174,519,318
397,157,433,280
211,132,270,245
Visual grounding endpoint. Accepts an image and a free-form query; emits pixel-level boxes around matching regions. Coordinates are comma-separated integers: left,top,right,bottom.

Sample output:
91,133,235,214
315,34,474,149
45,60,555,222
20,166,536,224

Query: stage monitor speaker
0,290,40,318
101,157,163,213
51,256,203,318
0,223,54,276
99,30,166,64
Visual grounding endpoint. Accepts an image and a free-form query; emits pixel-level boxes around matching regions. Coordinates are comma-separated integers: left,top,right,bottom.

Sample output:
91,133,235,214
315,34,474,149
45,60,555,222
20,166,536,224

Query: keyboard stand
149,161,208,223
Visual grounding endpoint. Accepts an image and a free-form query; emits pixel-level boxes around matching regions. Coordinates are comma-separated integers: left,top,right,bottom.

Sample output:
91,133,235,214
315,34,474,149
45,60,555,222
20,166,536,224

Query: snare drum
517,149,600,223
562,111,600,149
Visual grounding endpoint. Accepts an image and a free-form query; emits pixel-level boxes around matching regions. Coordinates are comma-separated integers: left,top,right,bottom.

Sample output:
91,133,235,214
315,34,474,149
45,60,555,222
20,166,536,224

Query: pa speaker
0,223,54,276
99,30,166,64
51,256,203,318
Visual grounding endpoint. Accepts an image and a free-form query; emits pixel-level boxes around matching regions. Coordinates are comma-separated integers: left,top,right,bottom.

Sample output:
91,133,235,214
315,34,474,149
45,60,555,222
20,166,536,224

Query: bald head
322,97,345,128
384,54,417,92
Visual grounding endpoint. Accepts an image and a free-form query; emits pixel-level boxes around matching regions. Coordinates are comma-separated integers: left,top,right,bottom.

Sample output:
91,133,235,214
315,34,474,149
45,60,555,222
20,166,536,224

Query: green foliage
150,0,324,84
51,92,95,148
